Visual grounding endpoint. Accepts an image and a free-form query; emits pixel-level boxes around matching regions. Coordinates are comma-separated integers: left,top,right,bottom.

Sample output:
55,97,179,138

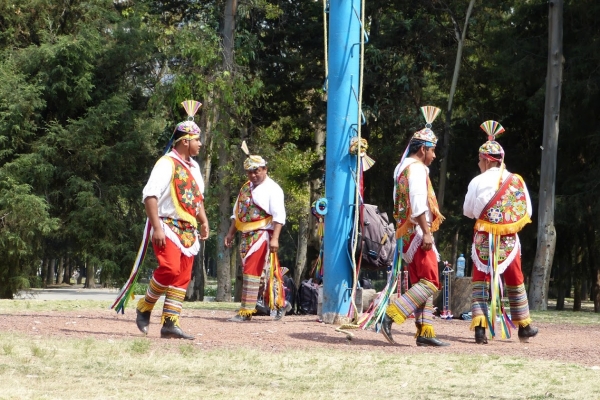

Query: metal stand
440,261,453,320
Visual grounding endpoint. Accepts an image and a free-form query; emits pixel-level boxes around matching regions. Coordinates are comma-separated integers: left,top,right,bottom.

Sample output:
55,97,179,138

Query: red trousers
151,238,194,289
408,246,440,289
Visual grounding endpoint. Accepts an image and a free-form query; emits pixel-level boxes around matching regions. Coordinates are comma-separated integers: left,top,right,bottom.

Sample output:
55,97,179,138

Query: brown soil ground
2,308,598,367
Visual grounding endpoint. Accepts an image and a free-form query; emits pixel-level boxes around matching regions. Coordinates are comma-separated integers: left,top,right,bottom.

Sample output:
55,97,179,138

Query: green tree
0,0,166,296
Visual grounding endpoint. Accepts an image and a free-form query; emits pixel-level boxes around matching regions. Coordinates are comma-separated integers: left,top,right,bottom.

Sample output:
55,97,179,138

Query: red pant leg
408,247,440,288
152,238,194,289
472,265,490,282
501,251,524,286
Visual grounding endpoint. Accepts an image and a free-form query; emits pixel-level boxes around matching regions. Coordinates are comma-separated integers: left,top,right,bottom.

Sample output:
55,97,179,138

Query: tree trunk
63,256,71,285
56,257,65,285
529,0,563,310
294,208,309,285
186,242,206,301
214,0,238,303
580,279,588,303
198,92,214,186
46,258,55,287
436,0,475,210
592,269,600,313
40,258,49,288
85,262,95,289
304,110,326,287
215,157,233,302
573,279,581,311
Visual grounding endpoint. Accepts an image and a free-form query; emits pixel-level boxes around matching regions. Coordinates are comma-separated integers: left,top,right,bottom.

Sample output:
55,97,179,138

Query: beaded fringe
417,324,436,338
386,303,407,325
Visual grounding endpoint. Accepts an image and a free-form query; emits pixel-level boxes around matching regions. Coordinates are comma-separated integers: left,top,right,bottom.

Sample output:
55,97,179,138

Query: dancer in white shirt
382,106,449,347
463,120,538,344
225,155,286,322
136,100,209,339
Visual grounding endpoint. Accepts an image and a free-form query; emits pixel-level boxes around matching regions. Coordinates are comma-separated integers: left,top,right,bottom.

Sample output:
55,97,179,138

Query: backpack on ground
296,279,319,315
283,275,296,315
360,277,373,289
357,204,396,270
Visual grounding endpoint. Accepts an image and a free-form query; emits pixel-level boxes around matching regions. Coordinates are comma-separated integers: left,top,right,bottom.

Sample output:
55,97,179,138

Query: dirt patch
1,308,598,367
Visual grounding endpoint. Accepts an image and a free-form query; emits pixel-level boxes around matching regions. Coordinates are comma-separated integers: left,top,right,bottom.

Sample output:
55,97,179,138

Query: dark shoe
416,336,450,347
228,314,252,322
160,319,194,340
381,314,395,344
475,326,488,344
273,308,285,321
255,302,270,316
136,309,151,335
518,324,538,343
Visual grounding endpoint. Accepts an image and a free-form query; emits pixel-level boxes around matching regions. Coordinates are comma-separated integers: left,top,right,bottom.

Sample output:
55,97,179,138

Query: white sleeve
408,164,429,218
463,178,478,219
269,185,286,225
142,157,172,203
522,179,533,217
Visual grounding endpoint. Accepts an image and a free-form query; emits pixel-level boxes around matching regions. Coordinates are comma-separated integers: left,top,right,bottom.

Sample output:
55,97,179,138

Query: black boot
416,336,450,347
255,301,270,316
475,326,488,344
136,309,151,335
160,319,194,340
381,314,395,344
518,324,538,343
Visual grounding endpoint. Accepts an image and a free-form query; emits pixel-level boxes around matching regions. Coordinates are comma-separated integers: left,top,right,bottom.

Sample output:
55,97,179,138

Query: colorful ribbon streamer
110,221,152,313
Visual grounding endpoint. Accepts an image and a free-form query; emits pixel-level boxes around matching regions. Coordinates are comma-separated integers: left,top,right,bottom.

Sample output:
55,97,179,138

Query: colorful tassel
486,233,514,340
480,120,505,141
267,253,286,310
420,106,441,125
181,100,202,118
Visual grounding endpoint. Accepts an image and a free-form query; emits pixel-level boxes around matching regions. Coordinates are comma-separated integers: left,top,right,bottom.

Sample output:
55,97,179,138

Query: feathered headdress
394,105,441,180
411,106,441,145
162,100,203,153
478,120,506,161
174,100,202,140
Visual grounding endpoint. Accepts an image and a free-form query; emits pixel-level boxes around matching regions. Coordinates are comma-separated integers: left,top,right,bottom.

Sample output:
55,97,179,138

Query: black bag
360,277,373,289
283,275,296,315
296,279,319,315
357,204,396,270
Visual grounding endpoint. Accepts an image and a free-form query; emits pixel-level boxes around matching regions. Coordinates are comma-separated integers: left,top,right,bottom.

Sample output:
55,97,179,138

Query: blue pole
322,0,361,324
